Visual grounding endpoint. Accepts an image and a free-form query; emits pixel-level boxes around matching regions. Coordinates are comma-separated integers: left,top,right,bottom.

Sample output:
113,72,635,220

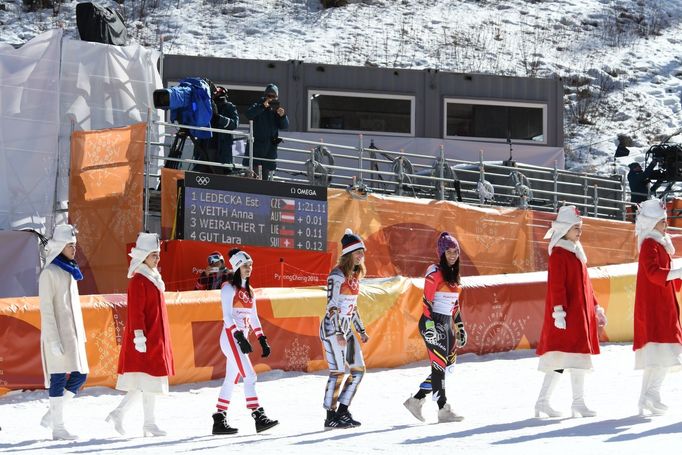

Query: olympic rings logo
238,289,252,304
195,176,210,186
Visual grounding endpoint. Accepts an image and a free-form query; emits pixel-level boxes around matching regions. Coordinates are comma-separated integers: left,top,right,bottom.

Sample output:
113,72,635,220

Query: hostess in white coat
38,224,89,440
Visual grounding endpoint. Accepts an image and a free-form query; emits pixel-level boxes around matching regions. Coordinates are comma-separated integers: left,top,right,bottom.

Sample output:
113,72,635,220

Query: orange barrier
161,180,671,277
2,262,671,395
158,240,332,290
326,191,652,277
160,168,184,240
669,199,682,228
69,123,146,295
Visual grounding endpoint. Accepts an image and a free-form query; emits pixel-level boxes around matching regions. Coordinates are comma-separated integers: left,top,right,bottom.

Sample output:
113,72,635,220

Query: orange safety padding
160,168,185,239
157,240,332,290
326,190,678,277
669,198,682,228
160,180,682,282
3,264,676,395
69,123,146,295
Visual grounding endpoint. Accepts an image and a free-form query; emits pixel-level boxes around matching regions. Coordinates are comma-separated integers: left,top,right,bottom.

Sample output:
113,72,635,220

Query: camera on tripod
153,77,214,135
153,77,215,170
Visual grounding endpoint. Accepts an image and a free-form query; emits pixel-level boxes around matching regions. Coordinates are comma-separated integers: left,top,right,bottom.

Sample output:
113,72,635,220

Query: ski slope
0,343,679,454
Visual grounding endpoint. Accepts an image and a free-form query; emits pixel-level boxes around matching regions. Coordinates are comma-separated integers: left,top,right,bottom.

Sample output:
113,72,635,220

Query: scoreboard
176,172,327,251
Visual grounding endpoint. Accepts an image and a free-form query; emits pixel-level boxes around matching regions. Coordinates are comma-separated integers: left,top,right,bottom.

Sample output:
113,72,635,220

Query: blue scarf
52,254,84,281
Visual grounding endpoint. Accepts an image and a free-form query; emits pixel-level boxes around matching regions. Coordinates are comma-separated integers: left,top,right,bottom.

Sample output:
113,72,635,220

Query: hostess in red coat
118,272,175,377
536,244,601,356
633,236,682,351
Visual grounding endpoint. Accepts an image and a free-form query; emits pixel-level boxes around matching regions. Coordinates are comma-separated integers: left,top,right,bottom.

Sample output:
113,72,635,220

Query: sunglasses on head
209,254,223,263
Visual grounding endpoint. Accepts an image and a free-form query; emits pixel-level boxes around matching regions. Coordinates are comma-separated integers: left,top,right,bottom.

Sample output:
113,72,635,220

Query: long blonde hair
337,252,366,279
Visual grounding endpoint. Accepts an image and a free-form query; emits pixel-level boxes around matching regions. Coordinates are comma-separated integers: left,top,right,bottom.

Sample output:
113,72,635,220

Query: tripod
165,128,205,170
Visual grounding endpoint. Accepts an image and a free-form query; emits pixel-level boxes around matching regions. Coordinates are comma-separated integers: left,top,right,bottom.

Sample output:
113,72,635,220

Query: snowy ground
1,343,680,454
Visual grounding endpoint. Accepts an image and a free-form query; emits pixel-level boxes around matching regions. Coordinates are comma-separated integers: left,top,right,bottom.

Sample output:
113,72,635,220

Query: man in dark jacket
194,86,240,174
243,83,290,180
627,161,657,204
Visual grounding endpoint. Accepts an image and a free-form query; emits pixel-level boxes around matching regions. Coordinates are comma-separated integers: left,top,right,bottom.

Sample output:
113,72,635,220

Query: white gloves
666,268,682,281
133,329,147,353
552,305,567,330
50,341,64,356
595,305,608,327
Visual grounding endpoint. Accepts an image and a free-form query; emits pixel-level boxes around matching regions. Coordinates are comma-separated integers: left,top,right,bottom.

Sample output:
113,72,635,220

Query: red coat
117,274,175,377
633,238,682,350
536,247,600,355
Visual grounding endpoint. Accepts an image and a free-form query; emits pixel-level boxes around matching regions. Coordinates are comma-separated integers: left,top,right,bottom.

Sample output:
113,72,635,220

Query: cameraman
195,251,229,290
243,83,289,180
627,160,657,204
195,86,239,174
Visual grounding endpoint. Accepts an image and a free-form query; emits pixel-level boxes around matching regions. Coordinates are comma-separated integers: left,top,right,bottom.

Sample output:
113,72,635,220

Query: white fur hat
635,198,667,249
543,205,582,253
127,232,161,278
229,251,253,271
44,224,78,266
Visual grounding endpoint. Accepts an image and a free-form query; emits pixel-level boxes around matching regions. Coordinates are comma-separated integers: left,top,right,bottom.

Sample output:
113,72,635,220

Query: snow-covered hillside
2,0,682,174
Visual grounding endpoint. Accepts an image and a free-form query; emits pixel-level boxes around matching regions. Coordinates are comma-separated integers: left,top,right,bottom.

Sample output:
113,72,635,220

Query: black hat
628,162,641,170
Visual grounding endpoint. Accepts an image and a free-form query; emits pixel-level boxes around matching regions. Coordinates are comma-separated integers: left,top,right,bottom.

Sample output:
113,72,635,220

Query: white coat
39,264,89,387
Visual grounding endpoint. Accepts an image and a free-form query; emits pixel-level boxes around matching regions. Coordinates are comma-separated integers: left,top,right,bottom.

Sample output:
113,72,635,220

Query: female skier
403,232,466,423
320,229,369,429
211,248,278,435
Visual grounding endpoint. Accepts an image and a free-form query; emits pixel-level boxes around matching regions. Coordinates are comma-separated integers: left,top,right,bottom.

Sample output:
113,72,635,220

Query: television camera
153,78,218,170
644,129,682,197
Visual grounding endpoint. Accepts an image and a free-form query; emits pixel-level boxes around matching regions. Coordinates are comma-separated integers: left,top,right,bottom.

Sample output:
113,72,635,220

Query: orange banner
158,240,332,290
69,123,146,295
160,168,184,239
326,191,655,277
159,176,682,281
2,263,669,395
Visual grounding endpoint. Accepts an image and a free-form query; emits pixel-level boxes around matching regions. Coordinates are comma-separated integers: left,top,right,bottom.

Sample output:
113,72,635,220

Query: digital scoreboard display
177,172,327,251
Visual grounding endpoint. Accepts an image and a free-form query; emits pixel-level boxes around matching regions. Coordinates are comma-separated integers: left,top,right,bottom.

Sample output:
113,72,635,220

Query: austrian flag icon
281,212,295,223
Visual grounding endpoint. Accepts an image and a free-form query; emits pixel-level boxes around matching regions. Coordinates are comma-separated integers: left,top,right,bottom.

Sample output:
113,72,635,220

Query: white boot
534,372,562,418
647,367,668,411
142,392,167,437
41,390,75,429
570,370,596,418
437,403,464,423
639,368,667,416
50,396,78,440
403,396,426,422
106,390,141,435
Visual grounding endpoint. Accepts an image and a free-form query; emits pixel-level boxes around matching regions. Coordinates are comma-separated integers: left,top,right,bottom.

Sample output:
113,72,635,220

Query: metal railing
143,119,661,230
